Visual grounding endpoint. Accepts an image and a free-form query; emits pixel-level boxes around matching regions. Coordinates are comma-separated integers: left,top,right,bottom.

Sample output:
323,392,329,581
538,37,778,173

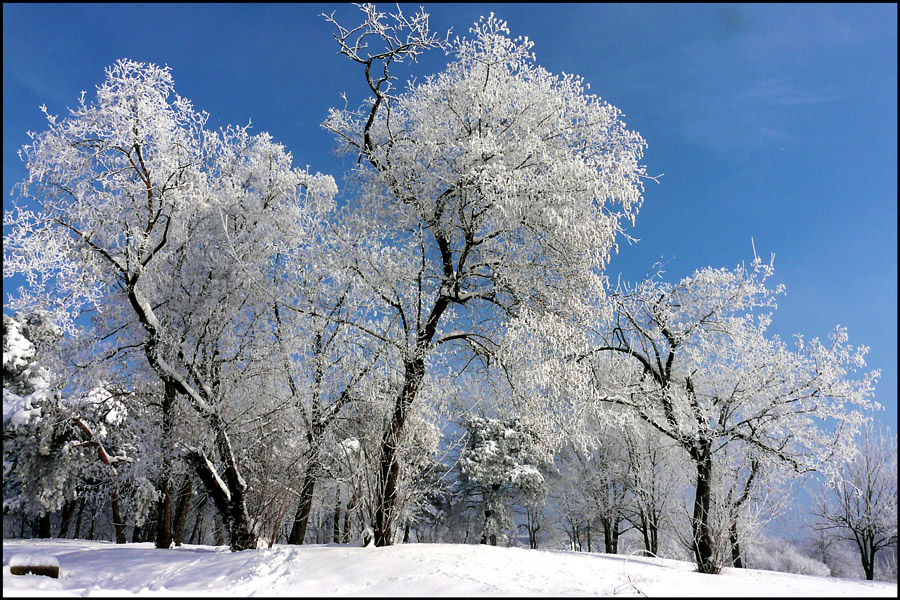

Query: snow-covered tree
4,59,336,550
586,257,879,573
3,313,140,544
457,416,553,546
324,4,647,546
711,439,799,569
3,311,78,537
505,255,879,573
548,453,594,552
622,420,686,557
551,422,632,554
814,422,898,580
271,256,384,546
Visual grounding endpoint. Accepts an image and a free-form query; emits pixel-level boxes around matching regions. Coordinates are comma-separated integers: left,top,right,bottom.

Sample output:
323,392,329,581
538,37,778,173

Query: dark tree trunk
189,513,200,545
647,511,659,557
374,397,408,547
528,521,539,549
481,484,502,546
572,522,581,551
186,447,257,551
602,517,620,554
111,487,127,544
153,464,172,546
132,522,143,543
127,285,256,551
859,539,875,581
37,513,51,539
639,511,652,555
403,520,410,544
73,496,86,539
691,439,718,574
333,492,342,544
586,522,591,553
372,284,449,548
155,381,177,549
172,472,193,546
288,461,319,545
481,500,495,546
374,353,432,547
730,518,743,568
58,498,78,538
727,457,758,569
863,558,874,580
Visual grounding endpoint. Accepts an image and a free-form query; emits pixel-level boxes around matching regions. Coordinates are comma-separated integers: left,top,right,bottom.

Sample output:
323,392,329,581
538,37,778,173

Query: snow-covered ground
2,538,896,597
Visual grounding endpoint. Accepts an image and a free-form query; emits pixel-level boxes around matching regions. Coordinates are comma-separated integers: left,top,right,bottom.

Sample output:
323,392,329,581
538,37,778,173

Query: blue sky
3,3,897,431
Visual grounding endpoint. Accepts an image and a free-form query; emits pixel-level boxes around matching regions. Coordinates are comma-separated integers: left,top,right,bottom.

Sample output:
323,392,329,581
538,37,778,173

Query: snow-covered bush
744,535,831,577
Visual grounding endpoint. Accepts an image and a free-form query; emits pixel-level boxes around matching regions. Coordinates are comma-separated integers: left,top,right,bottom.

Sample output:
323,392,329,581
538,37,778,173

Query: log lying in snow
9,553,60,578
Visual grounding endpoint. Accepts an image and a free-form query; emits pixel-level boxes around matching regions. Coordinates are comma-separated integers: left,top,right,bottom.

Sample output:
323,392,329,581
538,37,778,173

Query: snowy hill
2,539,896,597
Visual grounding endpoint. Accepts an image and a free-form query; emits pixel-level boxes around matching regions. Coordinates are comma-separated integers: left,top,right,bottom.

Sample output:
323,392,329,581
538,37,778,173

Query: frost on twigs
323,3,449,67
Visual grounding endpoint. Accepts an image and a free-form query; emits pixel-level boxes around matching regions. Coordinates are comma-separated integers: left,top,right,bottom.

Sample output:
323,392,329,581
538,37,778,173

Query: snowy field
2,538,896,597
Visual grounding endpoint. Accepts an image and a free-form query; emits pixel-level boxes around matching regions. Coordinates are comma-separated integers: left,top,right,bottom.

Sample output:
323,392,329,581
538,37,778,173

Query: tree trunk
375,400,407,547
729,517,743,568
127,285,256,551
189,512,200,545
691,440,718,574
111,485,127,544
602,517,620,554
529,522,539,549
73,496,86,539
155,381,177,549
333,492,342,544
288,461,319,545
172,472,193,546
58,498,78,538
374,357,427,547
186,446,257,551
860,540,875,581
481,509,491,545
648,513,659,557
639,511,652,555
37,513,51,539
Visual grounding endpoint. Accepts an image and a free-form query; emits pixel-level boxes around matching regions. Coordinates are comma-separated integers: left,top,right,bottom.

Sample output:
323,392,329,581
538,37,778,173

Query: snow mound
9,553,59,569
